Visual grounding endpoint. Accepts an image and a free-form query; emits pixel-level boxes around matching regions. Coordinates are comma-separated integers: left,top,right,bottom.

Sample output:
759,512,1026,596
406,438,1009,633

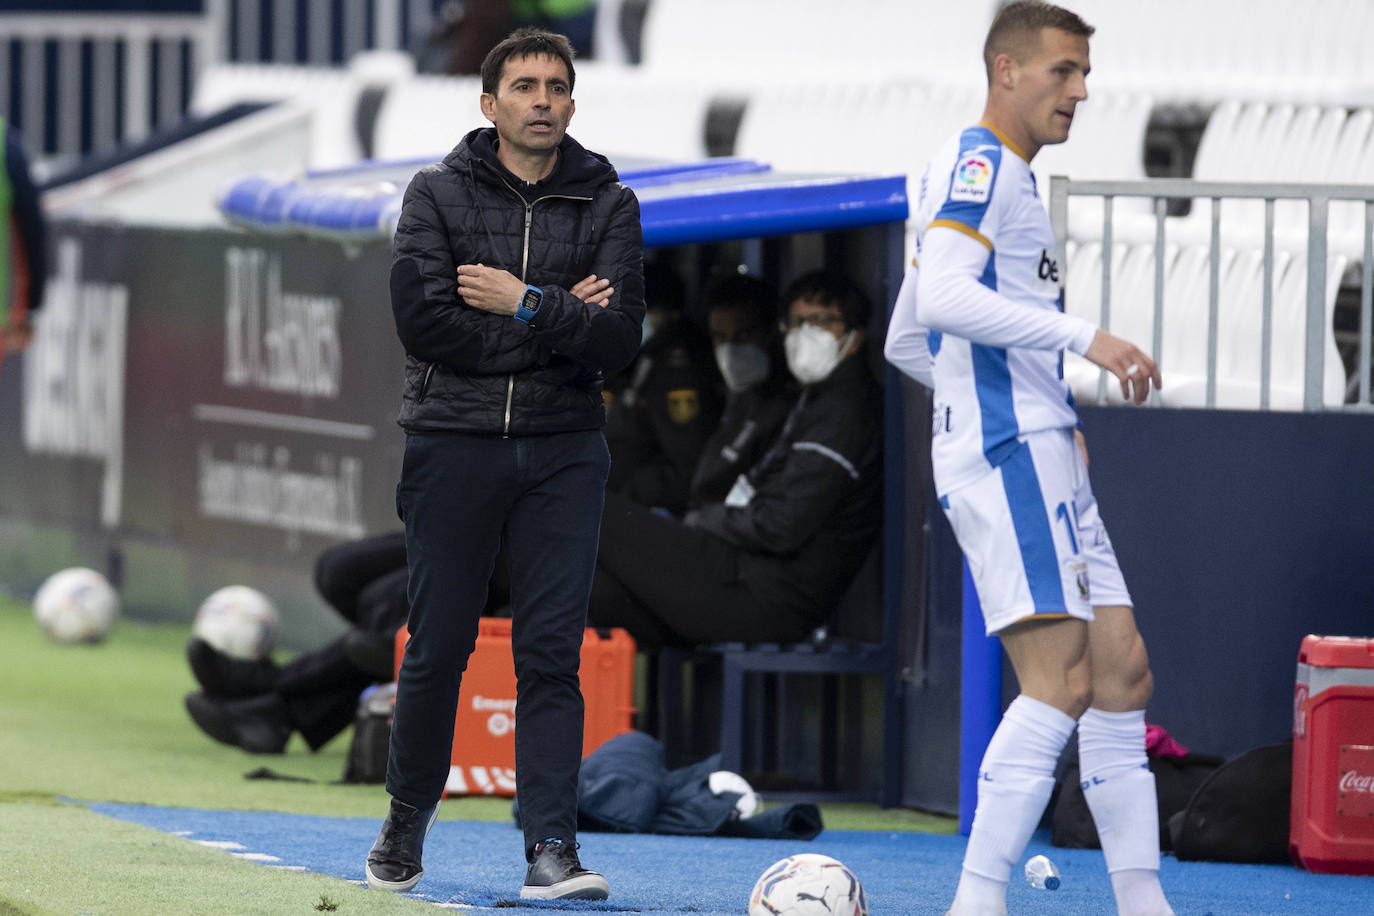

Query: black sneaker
184,691,291,754
187,637,279,698
365,798,440,893
520,838,609,900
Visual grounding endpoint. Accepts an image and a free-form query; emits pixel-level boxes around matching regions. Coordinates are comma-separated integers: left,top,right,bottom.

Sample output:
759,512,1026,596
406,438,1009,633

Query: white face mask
785,324,852,384
641,313,657,347
714,342,771,393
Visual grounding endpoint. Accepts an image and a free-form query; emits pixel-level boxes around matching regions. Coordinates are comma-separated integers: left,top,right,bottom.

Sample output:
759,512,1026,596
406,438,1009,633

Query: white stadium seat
191,54,415,168
371,74,484,161
1072,0,1374,105
638,0,993,88
371,64,714,165
563,64,715,161
1065,240,1348,409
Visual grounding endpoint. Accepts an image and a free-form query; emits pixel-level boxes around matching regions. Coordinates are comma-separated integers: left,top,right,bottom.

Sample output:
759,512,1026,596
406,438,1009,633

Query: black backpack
1167,742,1293,864
342,683,395,784
1052,752,1223,851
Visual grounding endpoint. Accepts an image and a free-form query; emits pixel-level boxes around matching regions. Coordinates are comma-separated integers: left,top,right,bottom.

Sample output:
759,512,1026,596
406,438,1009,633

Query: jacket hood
444,127,620,196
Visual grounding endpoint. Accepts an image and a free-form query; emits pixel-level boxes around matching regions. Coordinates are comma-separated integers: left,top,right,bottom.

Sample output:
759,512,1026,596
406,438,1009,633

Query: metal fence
0,0,432,164
1049,177,1374,412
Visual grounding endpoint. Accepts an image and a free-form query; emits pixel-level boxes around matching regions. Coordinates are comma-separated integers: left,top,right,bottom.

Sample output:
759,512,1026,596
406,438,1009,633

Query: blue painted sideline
958,559,1002,835
85,802,1370,915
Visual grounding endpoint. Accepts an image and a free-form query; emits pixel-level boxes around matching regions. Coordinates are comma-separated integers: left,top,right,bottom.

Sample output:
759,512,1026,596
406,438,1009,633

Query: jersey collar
978,121,1030,163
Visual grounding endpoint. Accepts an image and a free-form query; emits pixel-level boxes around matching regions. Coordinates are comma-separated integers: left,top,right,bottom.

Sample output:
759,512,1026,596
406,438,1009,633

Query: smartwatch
514,285,542,324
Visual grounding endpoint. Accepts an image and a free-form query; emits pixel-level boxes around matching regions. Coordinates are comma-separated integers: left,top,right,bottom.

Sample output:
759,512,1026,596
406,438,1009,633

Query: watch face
521,288,541,312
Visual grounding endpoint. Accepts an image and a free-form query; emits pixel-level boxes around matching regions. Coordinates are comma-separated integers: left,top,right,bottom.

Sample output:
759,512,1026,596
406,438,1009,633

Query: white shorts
940,428,1131,636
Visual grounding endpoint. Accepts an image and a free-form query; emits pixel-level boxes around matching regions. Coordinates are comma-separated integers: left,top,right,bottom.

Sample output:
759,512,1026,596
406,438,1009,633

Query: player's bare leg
1081,605,1174,916
947,617,1091,916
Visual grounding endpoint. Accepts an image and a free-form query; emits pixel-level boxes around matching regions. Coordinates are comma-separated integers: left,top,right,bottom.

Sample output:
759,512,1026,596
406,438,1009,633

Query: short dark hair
983,1,1094,83
706,273,779,330
481,27,577,96
781,270,872,331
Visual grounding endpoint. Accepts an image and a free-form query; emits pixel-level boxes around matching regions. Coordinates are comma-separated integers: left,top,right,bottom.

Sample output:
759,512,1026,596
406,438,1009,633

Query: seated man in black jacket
588,270,883,649
604,260,723,515
690,272,797,508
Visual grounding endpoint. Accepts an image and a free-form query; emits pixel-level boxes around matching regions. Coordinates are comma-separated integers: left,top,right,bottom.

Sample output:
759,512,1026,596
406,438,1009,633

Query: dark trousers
313,531,408,629
388,429,609,857
589,491,813,648
277,533,410,749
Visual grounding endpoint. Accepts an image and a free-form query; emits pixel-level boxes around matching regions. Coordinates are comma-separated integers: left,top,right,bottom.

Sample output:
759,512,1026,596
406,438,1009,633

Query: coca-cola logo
1339,770,1374,793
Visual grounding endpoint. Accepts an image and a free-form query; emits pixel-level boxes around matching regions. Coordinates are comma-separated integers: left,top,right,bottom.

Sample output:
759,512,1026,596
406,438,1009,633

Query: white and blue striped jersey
908,123,1096,496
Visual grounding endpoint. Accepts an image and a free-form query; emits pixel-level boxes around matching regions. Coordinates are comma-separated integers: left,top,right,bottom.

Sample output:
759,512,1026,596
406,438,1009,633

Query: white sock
950,695,1077,916
1109,869,1176,916
1078,708,1173,916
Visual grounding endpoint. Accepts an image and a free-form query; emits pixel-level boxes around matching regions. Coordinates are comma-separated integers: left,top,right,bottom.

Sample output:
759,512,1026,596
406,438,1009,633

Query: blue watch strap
514,284,542,324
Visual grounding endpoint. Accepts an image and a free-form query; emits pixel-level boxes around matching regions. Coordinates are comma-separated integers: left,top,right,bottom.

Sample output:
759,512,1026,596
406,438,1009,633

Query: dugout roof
215,156,909,246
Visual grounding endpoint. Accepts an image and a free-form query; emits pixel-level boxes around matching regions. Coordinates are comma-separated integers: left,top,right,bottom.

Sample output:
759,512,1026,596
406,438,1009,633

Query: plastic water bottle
1024,854,1061,890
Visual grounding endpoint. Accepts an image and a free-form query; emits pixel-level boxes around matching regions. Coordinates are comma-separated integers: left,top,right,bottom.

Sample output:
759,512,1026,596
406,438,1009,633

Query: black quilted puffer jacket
389,127,645,436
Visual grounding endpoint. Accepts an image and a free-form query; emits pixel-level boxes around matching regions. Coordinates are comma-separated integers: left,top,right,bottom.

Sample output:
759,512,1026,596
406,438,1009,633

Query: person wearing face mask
603,260,723,515
689,273,797,507
587,269,882,651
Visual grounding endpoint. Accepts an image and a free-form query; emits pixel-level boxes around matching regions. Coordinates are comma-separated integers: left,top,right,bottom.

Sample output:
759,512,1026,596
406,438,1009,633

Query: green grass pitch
0,594,951,914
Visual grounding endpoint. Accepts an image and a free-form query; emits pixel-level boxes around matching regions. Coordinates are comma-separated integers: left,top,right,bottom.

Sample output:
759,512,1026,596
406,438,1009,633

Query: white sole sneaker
520,871,610,900
364,803,440,893
365,863,424,893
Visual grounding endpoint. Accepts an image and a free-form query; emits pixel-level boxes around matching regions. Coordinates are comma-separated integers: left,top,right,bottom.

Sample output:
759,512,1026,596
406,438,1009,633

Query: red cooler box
1291,634,1374,874
394,619,636,797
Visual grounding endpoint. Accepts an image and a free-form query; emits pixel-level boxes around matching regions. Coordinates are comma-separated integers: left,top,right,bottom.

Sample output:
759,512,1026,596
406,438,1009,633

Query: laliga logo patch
950,153,994,203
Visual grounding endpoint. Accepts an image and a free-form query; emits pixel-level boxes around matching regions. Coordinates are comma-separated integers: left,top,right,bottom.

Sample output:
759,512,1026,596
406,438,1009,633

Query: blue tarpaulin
217,157,908,246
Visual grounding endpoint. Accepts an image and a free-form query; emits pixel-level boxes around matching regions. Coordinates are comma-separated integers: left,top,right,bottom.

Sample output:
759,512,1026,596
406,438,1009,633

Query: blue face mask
641,313,657,347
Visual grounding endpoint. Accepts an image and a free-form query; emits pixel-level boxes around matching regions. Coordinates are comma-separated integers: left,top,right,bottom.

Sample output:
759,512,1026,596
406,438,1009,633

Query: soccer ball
192,585,279,661
33,567,119,644
749,853,868,916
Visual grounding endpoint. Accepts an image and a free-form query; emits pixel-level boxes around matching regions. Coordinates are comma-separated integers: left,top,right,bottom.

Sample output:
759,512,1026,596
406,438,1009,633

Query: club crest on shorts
1066,559,1090,601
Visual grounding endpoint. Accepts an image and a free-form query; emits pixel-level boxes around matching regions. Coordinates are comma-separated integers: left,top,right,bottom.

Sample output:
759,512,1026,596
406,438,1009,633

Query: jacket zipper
493,175,592,437
417,363,436,402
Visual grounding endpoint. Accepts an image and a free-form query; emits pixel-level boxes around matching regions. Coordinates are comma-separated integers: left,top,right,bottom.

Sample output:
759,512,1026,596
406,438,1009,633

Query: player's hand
570,274,613,308
456,264,525,316
1083,329,1161,405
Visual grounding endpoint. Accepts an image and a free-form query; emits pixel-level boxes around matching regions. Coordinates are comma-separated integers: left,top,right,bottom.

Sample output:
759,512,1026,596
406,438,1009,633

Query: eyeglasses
781,313,846,331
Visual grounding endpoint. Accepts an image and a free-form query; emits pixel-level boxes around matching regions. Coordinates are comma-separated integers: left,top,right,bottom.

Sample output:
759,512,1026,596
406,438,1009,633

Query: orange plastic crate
393,617,636,796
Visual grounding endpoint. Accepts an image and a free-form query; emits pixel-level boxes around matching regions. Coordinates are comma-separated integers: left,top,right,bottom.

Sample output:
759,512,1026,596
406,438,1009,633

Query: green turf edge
0,588,958,913
0,594,956,833
0,800,453,916
0,894,66,916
